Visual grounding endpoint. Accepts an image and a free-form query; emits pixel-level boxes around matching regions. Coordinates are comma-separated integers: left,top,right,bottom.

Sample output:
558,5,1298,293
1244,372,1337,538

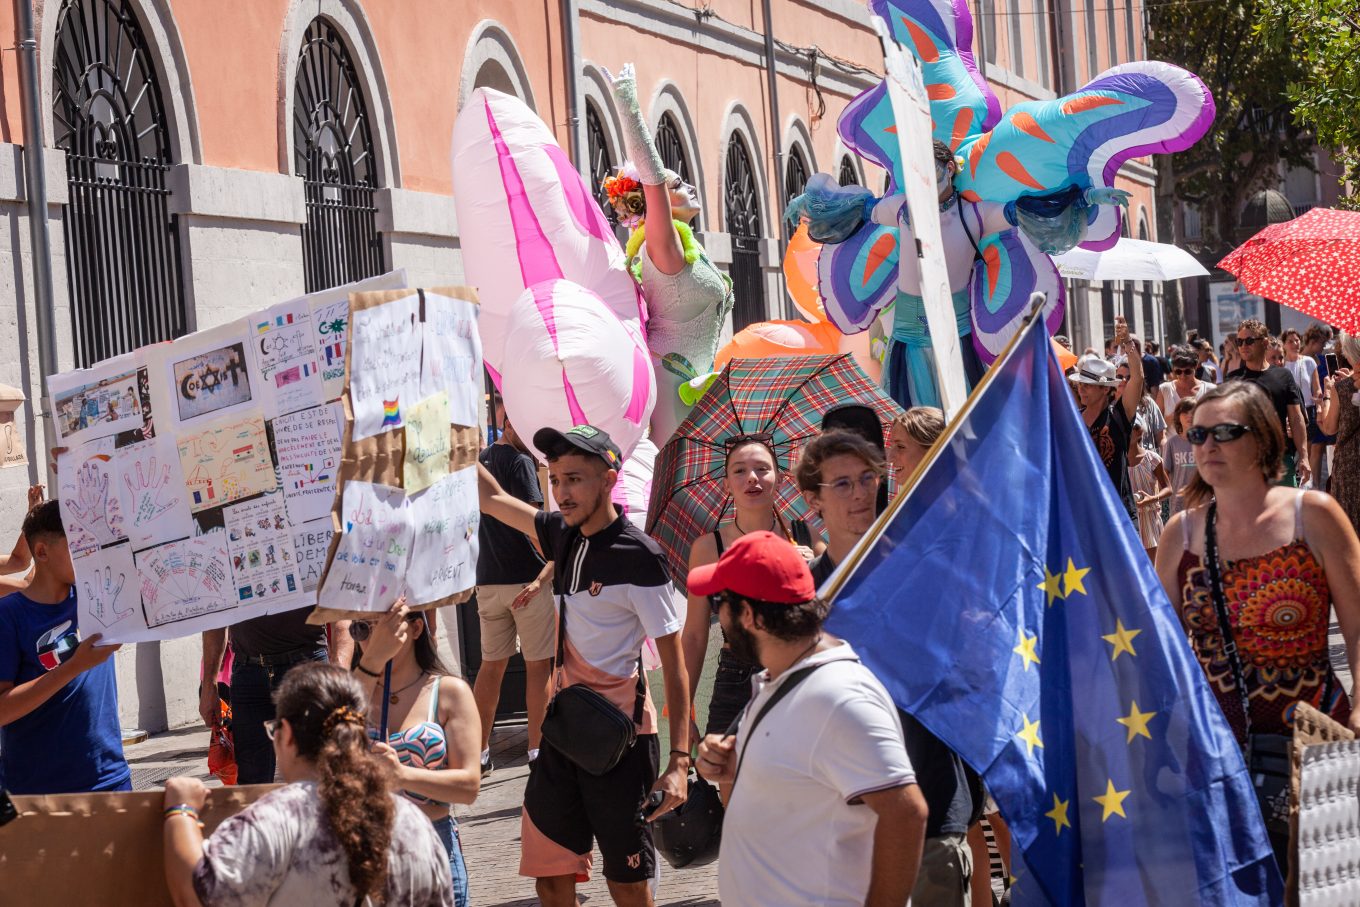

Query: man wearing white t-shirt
692,531,927,907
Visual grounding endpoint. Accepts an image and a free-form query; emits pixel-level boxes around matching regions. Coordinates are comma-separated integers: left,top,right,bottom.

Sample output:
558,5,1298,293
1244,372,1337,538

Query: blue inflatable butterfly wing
816,222,901,334
969,228,1065,363
954,61,1214,249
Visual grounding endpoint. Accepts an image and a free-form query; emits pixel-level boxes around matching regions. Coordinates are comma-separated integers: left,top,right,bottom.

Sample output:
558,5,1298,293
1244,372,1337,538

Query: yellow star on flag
1117,701,1157,743
1063,558,1091,598
1102,619,1142,661
1093,779,1131,822
1045,793,1071,835
1013,628,1041,671
1016,713,1044,756
1038,565,1065,606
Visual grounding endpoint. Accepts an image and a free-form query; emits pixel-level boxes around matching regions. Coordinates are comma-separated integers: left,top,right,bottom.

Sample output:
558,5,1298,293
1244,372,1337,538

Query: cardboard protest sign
312,287,482,624
47,270,409,645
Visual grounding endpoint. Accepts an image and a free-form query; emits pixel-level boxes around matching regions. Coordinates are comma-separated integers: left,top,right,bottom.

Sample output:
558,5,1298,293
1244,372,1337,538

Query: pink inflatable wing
450,88,645,378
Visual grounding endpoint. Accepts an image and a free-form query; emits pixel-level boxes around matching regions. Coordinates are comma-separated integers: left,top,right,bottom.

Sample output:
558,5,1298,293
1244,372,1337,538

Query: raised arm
477,462,540,538
608,64,685,276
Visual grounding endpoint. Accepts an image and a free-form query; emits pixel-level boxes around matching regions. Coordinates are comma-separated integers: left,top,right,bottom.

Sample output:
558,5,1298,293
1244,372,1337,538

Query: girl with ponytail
162,662,453,906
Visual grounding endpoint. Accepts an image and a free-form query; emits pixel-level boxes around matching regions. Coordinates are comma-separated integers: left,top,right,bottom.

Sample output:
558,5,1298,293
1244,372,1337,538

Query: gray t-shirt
1163,434,1197,515
193,781,453,906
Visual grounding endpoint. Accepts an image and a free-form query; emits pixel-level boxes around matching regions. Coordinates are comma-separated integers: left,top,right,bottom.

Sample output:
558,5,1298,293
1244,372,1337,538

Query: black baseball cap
822,404,885,452
532,424,623,470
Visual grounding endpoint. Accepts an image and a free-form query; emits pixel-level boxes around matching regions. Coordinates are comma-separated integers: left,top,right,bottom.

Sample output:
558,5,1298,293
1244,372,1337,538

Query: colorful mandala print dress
1176,513,1350,738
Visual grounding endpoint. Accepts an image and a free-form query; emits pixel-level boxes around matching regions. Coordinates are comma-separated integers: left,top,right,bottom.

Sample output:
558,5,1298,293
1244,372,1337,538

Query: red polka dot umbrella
1218,207,1360,332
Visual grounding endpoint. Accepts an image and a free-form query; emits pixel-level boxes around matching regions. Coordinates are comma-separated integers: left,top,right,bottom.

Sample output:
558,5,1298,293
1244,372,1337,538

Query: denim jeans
431,815,469,907
229,648,328,785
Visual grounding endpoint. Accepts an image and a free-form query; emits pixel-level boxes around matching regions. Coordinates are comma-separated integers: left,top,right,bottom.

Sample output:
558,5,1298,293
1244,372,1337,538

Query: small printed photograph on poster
134,530,235,629
114,435,194,551
48,355,147,447
320,481,412,613
250,301,325,417
273,401,343,524
223,492,301,607
349,293,422,441
57,440,125,555
404,466,480,604
74,542,139,637
420,292,483,427
176,415,278,513
291,517,334,594
167,324,256,425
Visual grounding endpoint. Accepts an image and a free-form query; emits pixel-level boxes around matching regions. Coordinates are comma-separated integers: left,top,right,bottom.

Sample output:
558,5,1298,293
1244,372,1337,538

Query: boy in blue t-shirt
0,500,129,794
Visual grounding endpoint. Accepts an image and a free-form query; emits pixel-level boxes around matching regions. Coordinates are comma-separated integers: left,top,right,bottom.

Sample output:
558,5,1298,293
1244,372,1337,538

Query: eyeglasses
1236,336,1260,347
1172,368,1195,376
1186,423,1253,445
263,718,281,741
708,591,733,615
819,471,881,498
347,613,422,643
1116,374,1130,382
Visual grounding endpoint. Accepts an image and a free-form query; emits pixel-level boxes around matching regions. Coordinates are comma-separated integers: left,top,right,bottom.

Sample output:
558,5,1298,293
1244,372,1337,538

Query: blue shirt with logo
0,588,129,794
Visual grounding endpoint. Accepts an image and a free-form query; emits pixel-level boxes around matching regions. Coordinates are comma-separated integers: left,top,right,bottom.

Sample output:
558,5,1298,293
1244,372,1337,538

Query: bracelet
354,661,381,678
164,804,204,829
669,748,692,760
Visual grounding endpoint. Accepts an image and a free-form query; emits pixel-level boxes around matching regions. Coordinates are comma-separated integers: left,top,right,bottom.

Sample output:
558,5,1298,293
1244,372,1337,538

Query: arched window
585,103,615,223
1139,218,1155,341
784,146,809,205
54,0,187,367
725,134,765,330
838,157,860,187
655,113,698,228
294,18,385,293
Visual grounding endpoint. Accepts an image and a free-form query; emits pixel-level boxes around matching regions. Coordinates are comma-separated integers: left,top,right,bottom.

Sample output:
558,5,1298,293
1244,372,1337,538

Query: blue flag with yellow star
823,315,1282,904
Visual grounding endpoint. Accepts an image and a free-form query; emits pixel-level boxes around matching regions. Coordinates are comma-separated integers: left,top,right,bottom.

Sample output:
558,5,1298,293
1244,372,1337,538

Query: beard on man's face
723,605,762,667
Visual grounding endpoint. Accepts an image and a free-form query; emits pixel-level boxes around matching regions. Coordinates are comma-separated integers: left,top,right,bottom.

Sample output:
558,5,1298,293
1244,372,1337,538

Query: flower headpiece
603,173,641,202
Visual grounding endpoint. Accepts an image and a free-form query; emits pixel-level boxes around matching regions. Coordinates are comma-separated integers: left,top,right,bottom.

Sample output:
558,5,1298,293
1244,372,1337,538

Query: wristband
164,804,204,828
354,661,381,678
669,748,692,760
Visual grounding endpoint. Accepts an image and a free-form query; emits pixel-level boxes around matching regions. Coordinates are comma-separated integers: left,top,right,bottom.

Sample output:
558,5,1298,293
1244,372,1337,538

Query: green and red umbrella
645,354,902,592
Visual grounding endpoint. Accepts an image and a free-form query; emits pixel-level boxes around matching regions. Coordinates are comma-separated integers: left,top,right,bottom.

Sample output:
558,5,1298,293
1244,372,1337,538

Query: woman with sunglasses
682,434,821,759
162,663,453,906
1155,381,1360,872
352,598,481,906
1155,349,1208,423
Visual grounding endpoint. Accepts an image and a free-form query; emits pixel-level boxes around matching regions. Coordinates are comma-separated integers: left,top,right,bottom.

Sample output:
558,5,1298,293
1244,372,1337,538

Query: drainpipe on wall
15,0,59,482
760,0,787,312
561,0,584,175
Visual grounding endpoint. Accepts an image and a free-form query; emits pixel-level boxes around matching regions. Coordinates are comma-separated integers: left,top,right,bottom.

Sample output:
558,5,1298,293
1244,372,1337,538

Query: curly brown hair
794,430,887,493
274,663,395,902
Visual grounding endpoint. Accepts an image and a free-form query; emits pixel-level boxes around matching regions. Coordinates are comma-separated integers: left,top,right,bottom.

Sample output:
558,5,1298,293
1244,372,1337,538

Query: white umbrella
1052,238,1209,282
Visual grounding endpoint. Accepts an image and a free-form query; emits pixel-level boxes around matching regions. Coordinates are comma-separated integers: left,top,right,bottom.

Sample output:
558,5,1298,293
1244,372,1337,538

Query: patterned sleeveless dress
1175,493,1350,738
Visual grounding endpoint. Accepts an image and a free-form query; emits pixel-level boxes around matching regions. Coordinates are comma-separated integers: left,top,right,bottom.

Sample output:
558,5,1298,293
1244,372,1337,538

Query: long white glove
605,63,666,186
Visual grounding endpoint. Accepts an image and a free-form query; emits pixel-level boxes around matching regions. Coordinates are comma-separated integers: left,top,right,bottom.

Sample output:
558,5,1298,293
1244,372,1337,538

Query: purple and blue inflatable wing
970,229,1065,362
816,222,901,334
955,61,1214,249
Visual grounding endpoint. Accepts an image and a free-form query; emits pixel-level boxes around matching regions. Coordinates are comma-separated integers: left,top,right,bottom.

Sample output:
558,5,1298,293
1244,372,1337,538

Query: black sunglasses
1236,336,1260,347
1172,368,1195,376
348,612,423,642
1186,423,1253,445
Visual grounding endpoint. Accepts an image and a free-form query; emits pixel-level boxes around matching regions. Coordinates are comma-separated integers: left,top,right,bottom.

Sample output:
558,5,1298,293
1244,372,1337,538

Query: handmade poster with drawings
291,518,334,594
420,290,482,427
164,321,257,426
48,351,150,446
114,435,194,551
176,415,277,512
404,466,479,604
273,402,343,524
403,392,451,493
75,542,139,638
223,493,301,607
57,440,125,555
302,269,409,402
318,481,413,613
134,530,234,630
250,300,325,417
348,292,421,440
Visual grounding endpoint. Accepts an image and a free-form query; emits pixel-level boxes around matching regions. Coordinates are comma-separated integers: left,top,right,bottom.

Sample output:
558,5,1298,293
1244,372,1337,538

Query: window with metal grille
838,157,860,187
53,0,187,368
1139,219,1155,340
784,146,809,206
294,19,385,293
725,135,765,330
586,103,615,225
655,113,698,229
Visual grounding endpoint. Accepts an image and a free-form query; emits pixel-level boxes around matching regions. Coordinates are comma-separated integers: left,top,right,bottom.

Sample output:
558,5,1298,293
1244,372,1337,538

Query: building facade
0,0,1149,731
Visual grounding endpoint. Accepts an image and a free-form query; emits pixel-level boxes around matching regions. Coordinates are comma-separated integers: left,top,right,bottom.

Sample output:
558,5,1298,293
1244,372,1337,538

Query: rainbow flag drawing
382,399,401,428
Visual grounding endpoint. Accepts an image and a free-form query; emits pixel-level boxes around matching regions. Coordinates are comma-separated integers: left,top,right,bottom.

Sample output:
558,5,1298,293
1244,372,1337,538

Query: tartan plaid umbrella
646,354,902,592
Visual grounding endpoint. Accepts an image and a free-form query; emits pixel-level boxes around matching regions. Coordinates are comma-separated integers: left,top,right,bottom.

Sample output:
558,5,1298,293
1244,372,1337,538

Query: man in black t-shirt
472,406,555,772
1071,317,1141,521
1227,318,1311,486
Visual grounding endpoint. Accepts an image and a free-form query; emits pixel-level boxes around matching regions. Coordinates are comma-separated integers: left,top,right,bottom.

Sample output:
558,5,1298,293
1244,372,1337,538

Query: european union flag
824,315,1282,904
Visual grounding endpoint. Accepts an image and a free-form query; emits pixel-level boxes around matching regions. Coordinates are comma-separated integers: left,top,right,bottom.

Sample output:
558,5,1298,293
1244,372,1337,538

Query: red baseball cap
687,530,816,604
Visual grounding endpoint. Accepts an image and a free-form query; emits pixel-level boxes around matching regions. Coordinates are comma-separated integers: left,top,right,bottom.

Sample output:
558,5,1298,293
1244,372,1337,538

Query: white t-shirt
718,642,917,907
1286,356,1318,406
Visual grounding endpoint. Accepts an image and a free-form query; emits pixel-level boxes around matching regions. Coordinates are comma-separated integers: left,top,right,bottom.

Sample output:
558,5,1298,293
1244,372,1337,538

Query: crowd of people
1,315,1358,906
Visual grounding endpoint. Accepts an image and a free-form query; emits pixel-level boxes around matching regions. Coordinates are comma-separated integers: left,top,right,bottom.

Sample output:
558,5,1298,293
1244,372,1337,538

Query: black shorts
521,735,660,883
1306,405,1335,444
705,648,760,737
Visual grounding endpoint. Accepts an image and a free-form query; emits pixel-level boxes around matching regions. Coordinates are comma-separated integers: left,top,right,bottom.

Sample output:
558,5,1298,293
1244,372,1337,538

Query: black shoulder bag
1202,502,1328,853
538,539,646,776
